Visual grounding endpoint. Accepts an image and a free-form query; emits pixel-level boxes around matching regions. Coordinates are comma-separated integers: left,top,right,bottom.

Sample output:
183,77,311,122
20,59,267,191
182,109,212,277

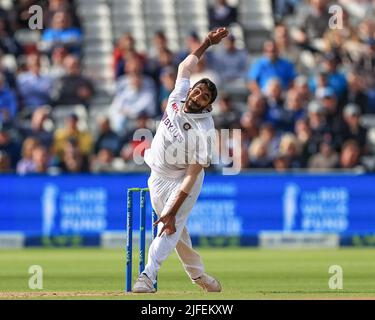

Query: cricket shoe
192,273,222,292
132,273,156,293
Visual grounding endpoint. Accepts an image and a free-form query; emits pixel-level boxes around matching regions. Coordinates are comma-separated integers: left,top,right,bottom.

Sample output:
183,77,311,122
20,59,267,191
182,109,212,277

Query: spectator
248,40,296,94
283,88,306,132
1,0,373,174
52,113,93,160
41,10,82,55
278,133,302,168
346,70,370,114
0,16,23,57
246,93,268,124
306,101,331,155
213,93,241,129
273,154,292,172
310,67,329,94
212,34,248,83
48,45,69,79
315,87,344,141
273,22,304,72
0,150,11,173
16,137,40,174
293,0,331,50
17,53,53,112
59,137,89,173
355,37,375,111
190,56,222,92
272,0,301,22
236,136,249,171
323,8,359,65
294,118,313,166
264,78,286,130
121,111,155,146
43,0,81,29
51,54,94,107
149,31,169,60
213,128,244,171
265,78,284,108
341,103,368,150
0,49,17,90
339,0,375,22
259,122,279,160
240,111,259,147
147,47,177,86
357,19,375,43
120,113,153,171
0,5,13,33
0,73,18,125
337,139,364,170
29,145,51,174
109,55,157,134
94,116,122,156
20,107,54,149
354,38,375,89
309,52,348,101
159,66,177,112
113,32,147,79
294,75,312,108
14,0,39,30
0,124,21,169
208,0,237,30
91,148,118,173
307,138,339,171
248,137,273,169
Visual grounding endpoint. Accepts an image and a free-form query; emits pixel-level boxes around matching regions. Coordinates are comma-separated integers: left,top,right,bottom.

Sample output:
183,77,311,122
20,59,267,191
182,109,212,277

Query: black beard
184,99,204,113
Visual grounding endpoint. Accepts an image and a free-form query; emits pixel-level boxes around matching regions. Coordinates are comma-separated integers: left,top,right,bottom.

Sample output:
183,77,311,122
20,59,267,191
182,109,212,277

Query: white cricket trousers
143,170,205,283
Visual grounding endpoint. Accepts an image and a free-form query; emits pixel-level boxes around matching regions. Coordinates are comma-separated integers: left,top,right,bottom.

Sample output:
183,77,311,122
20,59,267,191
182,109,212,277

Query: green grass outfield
0,247,375,300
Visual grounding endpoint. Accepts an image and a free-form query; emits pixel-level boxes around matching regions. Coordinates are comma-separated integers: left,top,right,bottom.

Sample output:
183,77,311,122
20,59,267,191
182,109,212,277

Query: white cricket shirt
144,78,216,179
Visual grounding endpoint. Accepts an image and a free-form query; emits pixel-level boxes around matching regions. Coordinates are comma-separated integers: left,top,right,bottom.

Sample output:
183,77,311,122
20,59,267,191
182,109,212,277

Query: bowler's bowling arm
177,28,229,80
164,164,204,217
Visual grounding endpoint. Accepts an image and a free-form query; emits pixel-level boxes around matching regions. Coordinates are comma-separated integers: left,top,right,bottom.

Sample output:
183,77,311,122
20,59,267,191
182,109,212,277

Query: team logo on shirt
183,122,191,130
172,103,179,112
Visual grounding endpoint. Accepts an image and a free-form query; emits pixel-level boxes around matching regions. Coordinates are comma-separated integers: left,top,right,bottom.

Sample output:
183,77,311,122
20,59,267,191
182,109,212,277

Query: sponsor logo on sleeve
172,103,179,113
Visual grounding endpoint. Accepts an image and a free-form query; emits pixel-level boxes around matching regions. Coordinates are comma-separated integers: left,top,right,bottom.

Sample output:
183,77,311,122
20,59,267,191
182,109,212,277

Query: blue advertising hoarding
1,173,375,246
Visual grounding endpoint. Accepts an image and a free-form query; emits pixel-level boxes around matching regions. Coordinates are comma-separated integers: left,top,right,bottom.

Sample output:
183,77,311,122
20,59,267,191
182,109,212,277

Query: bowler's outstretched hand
153,212,176,237
207,27,230,45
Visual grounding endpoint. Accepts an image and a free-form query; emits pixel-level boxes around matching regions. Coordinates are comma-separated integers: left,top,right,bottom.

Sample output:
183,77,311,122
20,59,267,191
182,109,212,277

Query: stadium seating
2,0,374,174
76,0,272,117
238,0,274,52
52,104,89,131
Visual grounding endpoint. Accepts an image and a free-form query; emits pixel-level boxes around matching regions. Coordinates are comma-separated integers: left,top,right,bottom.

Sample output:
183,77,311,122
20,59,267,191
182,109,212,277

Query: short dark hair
192,78,218,104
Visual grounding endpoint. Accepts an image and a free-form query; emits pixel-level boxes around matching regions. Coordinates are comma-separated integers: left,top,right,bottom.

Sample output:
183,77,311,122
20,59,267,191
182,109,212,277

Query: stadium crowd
0,0,375,174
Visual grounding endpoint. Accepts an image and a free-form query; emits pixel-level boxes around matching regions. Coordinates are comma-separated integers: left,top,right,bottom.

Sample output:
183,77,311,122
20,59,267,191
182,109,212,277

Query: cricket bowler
132,27,229,293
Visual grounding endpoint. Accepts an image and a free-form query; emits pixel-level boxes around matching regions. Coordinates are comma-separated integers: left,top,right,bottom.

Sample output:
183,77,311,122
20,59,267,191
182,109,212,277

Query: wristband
206,36,212,46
